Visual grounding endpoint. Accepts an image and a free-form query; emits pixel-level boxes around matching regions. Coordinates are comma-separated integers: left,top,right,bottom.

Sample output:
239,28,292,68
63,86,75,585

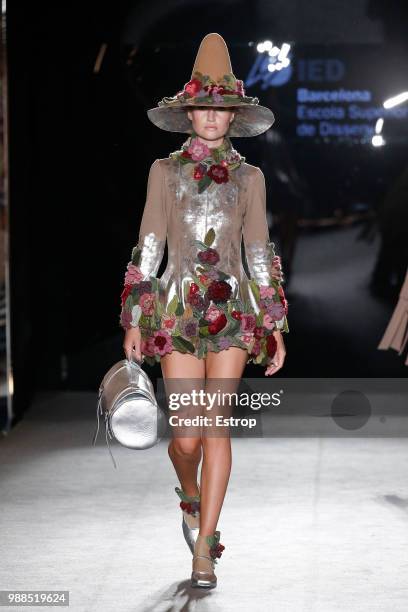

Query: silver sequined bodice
135,156,285,329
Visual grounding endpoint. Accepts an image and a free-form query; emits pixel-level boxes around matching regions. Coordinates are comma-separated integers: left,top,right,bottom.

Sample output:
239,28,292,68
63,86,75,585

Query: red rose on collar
208,164,229,184
193,164,206,180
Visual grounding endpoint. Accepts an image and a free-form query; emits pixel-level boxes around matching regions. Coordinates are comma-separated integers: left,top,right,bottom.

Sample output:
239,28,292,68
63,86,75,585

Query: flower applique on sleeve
119,159,167,331
242,166,289,335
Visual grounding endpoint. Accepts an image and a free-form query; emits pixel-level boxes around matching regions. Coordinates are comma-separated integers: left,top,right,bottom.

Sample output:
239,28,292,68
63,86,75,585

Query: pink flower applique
266,302,286,321
187,137,211,161
151,329,173,356
263,313,275,330
204,305,223,323
124,263,144,285
236,80,245,96
162,314,177,330
240,313,257,333
120,310,132,330
139,293,155,316
260,285,276,299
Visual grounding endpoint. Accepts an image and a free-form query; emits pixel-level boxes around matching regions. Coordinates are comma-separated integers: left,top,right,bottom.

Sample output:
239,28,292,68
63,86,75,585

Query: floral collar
169,131,245,193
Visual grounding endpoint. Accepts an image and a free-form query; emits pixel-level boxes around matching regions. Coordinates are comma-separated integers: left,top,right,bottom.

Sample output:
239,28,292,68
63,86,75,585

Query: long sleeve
242,166,289,333
119,159,167,330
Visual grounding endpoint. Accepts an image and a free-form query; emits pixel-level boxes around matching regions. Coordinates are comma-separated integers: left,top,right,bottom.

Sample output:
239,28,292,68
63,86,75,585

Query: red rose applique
207,280,232,303
266,334,278,358
193,165,206,180
184,78,203,97
207,164,229,184
198,248,220,265
208,313,227,334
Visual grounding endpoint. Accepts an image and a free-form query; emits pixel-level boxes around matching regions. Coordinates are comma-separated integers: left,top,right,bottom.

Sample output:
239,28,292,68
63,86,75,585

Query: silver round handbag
92,356,167,468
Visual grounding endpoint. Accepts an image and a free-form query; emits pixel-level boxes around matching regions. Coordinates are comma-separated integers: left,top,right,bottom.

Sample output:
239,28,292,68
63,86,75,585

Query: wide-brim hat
147,33,275,138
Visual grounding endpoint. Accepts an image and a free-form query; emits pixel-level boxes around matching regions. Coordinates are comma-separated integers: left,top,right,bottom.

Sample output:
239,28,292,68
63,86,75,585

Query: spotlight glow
268,46,280,57
372,134,385,147
278,43,291,61
257,40,273,53
375,118,384,134
383,92,408,108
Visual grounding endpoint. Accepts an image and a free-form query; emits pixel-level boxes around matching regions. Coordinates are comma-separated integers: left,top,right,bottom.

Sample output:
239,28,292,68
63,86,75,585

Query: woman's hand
123,326,143,363
265,330,286,376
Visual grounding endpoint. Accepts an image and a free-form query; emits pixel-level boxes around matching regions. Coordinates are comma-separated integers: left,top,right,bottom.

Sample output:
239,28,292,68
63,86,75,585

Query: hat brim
147,101,275,137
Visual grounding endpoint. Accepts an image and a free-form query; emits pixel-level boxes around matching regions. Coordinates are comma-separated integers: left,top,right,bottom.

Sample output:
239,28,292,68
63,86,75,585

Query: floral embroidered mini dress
119,134,289,367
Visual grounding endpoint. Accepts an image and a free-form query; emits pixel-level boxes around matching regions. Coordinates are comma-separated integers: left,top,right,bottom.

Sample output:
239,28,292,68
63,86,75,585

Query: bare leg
199,347,248,537
161,350,205,497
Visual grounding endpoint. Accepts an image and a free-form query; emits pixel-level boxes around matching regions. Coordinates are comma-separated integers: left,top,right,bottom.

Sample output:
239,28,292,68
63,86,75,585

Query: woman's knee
169,437,202,460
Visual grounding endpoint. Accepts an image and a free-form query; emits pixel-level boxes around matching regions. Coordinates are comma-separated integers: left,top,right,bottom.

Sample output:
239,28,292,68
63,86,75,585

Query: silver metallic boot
175,486,200,554
191,531,225,589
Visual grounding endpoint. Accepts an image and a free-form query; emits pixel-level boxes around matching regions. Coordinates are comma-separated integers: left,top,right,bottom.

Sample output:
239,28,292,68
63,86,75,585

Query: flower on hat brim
158,70,260,108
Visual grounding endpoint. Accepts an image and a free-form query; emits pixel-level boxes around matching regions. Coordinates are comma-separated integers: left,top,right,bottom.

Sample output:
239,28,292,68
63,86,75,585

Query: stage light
268,46,280,57
278,43,291,60
257,40,273,54
375,118,384,134
372,134,385,146
383,91,408,108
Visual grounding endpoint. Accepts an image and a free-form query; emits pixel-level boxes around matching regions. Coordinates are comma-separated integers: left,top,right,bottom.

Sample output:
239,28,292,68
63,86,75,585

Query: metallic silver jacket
132,156,288,331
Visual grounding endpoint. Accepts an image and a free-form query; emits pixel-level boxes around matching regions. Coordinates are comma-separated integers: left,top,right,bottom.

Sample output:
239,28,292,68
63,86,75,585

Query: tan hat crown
191,32,233,80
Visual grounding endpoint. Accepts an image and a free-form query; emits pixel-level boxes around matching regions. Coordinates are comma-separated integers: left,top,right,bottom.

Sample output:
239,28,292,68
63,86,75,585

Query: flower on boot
205,532,225,564
180,500,200,516
210,542,225,560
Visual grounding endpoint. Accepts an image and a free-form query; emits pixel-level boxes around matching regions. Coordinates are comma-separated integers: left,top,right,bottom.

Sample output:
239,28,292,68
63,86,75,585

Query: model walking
120,33,289,589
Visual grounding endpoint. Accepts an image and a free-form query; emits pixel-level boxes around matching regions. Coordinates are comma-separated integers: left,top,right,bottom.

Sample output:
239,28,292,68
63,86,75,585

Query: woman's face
187,106,235,141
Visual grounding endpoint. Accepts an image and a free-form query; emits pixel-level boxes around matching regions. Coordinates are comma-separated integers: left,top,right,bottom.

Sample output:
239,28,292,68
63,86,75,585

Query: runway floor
1,390,408,611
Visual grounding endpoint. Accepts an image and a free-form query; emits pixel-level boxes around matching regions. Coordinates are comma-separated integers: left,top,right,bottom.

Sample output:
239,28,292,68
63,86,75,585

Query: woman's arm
119,159,167,330
242,166,289,333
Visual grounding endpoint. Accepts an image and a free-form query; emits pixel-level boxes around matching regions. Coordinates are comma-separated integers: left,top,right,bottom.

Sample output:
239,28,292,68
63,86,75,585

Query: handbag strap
92,391,118,469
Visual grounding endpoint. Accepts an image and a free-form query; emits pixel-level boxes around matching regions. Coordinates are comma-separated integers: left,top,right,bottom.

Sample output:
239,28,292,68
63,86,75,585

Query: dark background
6,1,408,422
